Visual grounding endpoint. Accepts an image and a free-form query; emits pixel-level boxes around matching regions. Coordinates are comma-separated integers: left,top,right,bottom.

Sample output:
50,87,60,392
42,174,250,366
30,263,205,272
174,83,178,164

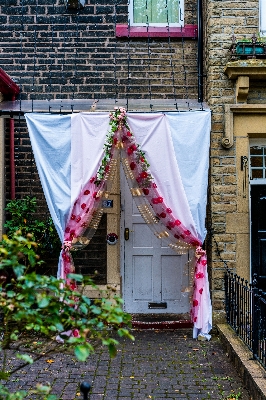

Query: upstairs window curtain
131,0,183,26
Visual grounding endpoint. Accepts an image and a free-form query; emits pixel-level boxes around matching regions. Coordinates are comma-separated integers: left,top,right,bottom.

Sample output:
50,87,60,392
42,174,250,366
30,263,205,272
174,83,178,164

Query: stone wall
205,0,266,320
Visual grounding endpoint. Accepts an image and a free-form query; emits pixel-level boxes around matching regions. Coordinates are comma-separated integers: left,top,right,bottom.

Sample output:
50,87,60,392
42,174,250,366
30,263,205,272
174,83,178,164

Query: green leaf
67,273,84,282
0,371,10,380
74,344,91,361
16,353,34,364
108,343,117,358
37,297,50,308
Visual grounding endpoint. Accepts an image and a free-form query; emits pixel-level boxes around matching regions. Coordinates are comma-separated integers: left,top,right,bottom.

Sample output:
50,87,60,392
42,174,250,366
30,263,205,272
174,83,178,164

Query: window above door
129,0,184,27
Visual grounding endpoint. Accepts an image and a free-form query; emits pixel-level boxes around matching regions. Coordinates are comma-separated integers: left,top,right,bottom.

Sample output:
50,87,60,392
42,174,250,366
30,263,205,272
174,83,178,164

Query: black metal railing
225,270,266,369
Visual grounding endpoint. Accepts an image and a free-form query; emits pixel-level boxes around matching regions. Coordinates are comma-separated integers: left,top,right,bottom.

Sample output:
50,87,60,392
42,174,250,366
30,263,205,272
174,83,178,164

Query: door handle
124,228,129,240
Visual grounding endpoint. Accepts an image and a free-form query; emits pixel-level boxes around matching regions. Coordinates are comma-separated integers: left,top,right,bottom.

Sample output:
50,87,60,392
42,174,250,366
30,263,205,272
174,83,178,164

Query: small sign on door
102,199,113,208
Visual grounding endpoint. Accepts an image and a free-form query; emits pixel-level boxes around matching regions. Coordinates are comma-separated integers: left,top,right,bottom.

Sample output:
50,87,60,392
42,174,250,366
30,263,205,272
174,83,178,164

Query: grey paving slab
1,329,251,399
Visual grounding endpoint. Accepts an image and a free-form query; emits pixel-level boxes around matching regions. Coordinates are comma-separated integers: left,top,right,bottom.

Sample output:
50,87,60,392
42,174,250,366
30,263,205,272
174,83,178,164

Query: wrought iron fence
224,270,266,369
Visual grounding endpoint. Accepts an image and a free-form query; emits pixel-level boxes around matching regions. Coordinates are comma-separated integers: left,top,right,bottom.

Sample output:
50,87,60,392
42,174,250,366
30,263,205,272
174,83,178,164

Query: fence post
80,382,91,400
252,273,259,359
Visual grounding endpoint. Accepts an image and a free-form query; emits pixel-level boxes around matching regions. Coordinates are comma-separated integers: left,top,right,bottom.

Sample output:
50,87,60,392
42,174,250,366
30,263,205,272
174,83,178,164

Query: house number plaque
102,199,113,208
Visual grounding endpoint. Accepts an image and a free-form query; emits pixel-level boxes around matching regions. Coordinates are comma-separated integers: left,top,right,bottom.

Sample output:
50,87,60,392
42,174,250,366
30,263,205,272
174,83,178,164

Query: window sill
116,24,198,38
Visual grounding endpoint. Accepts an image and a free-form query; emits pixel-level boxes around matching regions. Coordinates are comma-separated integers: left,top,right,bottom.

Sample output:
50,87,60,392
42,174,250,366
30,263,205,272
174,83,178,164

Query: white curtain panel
25,110,211,335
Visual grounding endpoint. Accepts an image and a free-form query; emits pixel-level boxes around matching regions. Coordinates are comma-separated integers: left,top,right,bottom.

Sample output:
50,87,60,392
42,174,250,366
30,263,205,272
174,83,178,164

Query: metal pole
80,382,91,399
197,0,203,103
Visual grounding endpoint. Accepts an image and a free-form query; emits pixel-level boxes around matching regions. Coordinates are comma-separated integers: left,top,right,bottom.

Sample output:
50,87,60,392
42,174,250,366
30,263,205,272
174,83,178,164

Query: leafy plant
0,233,134,398
4,196,61,258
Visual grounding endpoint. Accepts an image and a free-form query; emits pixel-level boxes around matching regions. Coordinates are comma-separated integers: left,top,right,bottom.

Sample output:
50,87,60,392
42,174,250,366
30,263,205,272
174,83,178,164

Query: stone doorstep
131,313,193,329
217,323,266,400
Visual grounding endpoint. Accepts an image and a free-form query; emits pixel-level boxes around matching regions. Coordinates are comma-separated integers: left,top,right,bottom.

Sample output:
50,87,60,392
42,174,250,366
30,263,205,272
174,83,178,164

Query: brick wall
0,0,198,101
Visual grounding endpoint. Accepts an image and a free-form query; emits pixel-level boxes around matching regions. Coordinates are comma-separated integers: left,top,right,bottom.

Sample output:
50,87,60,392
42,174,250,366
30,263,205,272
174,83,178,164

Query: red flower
140,171,148,179
168,221,175,228
152,198,159,204
199,288,203,294
194,317,197,322
90,177,95,183
113,137,118,145
84,190,90,195
196,272,204,279
201,259,207,266
105,165,110,173
157,197,163,203
93,192,98,198
140,157,145,162
180,234,185,239
175,220,181,226
174,234,180,239
127,131,132,136
70,230,75,238
166,208,172,214
86,208,90,213
143,188,149,195
130,162,136,170
81,203,86,210
136,177,142,184
191,240,200,247
152,183,157,188
81,222,86,227
184,230,191,236
160,212,166,218
65,227,70,233
72,329,80,337
193,299,198,307
76,216,81,223
71,214,76,220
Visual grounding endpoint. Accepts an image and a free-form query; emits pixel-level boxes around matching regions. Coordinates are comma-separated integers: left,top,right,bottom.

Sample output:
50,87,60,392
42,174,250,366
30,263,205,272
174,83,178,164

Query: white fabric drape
25,110,212,336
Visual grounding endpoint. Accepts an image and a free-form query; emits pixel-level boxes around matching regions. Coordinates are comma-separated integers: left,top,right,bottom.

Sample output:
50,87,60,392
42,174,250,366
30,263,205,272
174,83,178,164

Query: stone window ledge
224,60,266,103
115,24,198,38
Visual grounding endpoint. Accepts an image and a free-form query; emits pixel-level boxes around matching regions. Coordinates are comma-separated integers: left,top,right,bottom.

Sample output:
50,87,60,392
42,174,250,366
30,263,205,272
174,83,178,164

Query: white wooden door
120,173,190,314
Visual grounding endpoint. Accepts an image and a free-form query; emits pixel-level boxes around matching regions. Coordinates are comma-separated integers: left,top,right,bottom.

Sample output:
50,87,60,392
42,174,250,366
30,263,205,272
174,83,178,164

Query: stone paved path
3,329,251,399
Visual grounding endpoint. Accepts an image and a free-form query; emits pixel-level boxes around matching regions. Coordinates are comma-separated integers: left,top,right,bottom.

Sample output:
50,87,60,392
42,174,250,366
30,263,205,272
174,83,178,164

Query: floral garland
60,107,208,331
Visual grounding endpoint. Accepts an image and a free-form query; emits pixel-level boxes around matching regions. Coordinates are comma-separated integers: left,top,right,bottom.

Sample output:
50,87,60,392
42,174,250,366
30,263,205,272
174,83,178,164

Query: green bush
0,233,133,399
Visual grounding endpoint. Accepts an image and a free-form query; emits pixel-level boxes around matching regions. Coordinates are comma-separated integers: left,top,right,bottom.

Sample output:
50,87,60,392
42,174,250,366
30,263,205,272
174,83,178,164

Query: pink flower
140,171,148,179
152,183,157,188
84,190,90,195
201,259,207,266
196,272,204,279
175,220,181,226
72,329,80,337
199,288,203,294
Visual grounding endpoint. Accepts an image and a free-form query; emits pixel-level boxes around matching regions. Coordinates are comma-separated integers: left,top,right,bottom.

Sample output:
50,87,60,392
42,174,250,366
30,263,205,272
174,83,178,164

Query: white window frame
128,0,184,27
260,0,266,36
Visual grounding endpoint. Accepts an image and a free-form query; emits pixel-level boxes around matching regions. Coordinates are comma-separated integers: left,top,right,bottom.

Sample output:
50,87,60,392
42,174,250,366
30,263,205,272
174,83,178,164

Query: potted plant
230,34,266,59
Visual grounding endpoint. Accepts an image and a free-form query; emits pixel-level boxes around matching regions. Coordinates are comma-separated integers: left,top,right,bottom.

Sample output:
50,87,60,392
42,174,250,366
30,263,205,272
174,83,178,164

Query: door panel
251,185,266,290
121,172,190,313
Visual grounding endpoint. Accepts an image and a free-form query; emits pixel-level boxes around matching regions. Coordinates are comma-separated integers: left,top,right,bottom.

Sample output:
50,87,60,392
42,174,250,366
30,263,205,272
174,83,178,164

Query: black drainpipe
197,0,203,103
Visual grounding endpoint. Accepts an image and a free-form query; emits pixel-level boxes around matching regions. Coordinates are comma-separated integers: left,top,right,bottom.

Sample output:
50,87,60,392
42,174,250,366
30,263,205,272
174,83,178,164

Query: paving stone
0,329,252,399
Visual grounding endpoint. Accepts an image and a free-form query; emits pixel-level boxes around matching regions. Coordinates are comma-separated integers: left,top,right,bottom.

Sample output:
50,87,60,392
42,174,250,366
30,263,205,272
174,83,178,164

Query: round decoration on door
106,232,119,245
